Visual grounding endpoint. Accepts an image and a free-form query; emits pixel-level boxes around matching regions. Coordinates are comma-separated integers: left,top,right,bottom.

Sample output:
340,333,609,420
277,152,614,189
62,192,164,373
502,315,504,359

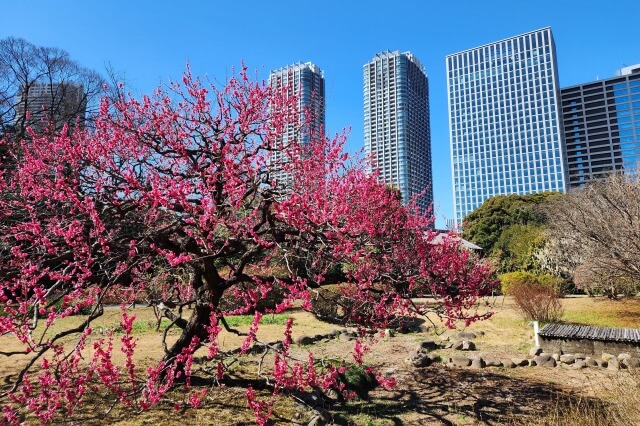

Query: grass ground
1,296,639,425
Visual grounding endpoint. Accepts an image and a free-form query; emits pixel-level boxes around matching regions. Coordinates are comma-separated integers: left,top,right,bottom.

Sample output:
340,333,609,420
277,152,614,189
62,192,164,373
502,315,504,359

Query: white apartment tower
447,28,567,225
14,82,86,131
268,62,325,188
364,51,433,213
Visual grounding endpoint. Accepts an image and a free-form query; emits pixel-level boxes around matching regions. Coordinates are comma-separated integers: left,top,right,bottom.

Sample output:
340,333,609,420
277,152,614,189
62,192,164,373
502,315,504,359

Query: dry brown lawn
1,296,639,425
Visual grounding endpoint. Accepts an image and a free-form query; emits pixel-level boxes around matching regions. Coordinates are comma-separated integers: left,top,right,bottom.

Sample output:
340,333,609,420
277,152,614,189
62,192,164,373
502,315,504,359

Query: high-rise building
560,64,640,187
14,82,86,132
363,50,432,213
447,28,567,225
268,62,325,187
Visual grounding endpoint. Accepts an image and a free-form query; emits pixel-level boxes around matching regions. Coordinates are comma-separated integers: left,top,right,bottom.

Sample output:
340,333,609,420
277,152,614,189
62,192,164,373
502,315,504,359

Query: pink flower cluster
0,64,497,424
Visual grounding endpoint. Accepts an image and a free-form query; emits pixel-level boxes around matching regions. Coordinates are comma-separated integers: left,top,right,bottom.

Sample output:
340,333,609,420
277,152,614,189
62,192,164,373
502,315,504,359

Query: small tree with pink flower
0,66,496,424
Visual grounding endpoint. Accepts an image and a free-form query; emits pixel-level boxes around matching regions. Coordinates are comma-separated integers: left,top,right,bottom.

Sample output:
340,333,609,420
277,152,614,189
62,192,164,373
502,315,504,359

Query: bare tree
544,172,640,296
0,37,104,139
572,261,638,298
533,234,583,280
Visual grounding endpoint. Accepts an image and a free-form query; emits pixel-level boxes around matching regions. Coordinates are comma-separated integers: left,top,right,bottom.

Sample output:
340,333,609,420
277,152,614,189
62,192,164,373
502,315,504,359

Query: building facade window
447,28,566,225
364,51,433,214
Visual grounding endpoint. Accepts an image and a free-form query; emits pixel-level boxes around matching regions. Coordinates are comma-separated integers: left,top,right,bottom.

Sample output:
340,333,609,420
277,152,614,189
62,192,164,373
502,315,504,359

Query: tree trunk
161,267,223,379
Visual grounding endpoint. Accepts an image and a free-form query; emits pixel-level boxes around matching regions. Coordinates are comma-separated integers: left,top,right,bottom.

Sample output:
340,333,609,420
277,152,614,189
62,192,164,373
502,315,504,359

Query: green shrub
291,256,347,286
500,271,564,322
224,313,293,327
310,284,349,324
511,281,564,322
310,284,377,326
219,282,287,313
499,271,563,296
114,318,173,334
52,297,94,316
500,271,537,296
322,262,347,285
537,274,564,294
342,365,378,398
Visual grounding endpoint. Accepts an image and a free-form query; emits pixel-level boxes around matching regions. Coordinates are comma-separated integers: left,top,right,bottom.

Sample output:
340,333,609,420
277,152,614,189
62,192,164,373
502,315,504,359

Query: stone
512,358,529,367
295,335,315,345
415,340,439,352
502,359,516,368
470,356,485,369
462,340,476,351
560,355,576,364
534,354,552,365
484,358,502,367
476,330,486,336
585,358,598,367
621,358,640,369
313,334,325,341
617,353,632,362
418,324,434,333
321,338,330,343
328,329,342,336
608,359,620,371
452,341,464,350
458,331,477,340
339,333,354,342
601,353,616,362
397,319,424,334
528,359,537,367
573,360,587,369
408,351,432,368
543,359,557,368
596,360,608,368
552,353,560,362
427,353,441,363
573,353,587,360
307,414,327,426
450,356,472,367
529,347,543,356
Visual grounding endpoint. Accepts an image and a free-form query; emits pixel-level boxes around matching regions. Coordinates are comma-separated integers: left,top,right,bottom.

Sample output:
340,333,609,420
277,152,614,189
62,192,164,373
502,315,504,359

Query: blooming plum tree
0,66,496,424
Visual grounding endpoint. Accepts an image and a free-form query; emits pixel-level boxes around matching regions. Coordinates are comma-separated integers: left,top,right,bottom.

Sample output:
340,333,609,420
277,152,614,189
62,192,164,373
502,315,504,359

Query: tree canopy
462,192,561,274
0,37,104,137
0,66,497,424
543,172,640,297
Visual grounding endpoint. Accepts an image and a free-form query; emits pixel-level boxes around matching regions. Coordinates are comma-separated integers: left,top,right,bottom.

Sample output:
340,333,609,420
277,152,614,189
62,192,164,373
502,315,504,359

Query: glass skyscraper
447,28,566,225
268,62,325,188
560,64,640,187
363,50,433,213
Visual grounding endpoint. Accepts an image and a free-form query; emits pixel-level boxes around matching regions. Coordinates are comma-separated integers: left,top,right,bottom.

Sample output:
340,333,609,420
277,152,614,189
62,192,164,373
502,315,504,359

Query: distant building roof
614,64,640,77
429,232,482,251
540,323,640,343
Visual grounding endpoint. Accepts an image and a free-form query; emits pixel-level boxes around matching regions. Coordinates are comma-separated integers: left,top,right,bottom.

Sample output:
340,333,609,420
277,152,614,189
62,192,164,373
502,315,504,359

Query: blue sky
3,0,639,227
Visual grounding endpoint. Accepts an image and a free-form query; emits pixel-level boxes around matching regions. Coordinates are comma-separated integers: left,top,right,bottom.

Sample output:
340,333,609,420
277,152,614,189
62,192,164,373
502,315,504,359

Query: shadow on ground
2,362,610,425
329,364,603,425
